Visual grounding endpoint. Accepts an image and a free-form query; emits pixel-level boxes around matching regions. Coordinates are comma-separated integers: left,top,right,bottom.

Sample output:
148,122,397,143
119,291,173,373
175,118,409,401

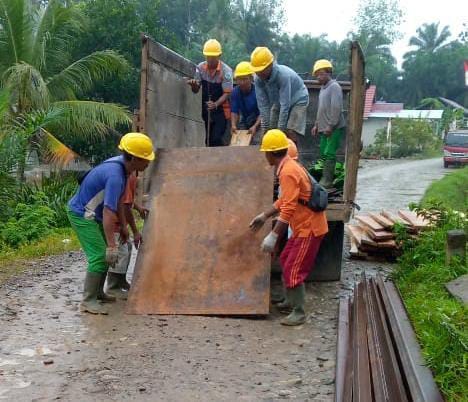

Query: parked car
443,130,468,168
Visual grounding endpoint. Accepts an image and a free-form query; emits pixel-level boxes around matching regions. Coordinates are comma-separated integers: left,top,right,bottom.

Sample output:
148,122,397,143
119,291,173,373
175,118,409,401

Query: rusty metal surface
366,278,408,402
377,276,444,402
127,146,274,315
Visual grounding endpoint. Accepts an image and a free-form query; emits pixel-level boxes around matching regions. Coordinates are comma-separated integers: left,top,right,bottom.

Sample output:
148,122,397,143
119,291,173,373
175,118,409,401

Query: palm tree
408,22,451,54
0,0,131,178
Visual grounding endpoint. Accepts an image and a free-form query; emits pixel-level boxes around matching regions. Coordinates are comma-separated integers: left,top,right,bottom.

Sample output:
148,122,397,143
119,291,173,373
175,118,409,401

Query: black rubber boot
105,272,128,300
97,273,116,303
80,272,108,315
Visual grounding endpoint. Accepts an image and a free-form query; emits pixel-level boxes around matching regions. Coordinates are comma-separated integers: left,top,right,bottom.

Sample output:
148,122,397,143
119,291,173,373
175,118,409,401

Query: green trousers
67,209,108,273
319,127,343,161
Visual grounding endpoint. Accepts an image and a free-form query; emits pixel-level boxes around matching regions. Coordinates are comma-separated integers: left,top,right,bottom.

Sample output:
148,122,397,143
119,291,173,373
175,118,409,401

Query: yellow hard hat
118,132,155,161
312,59,333,76
203,39,222,57
287,138,298,160
250,47,274,72
260,129,289,152
234,61,254,78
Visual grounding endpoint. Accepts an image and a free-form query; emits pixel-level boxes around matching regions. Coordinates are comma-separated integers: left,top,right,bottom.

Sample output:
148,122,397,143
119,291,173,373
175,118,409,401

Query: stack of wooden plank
335,273,443,402
347,210,430,260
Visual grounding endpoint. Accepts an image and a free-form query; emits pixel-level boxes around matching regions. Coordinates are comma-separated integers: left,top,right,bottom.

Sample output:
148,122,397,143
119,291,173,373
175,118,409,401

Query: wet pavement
0,158,446,401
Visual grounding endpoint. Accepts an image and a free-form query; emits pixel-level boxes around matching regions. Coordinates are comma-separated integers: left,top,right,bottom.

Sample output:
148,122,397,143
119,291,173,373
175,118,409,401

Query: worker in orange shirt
105,174,148,299
250,129,328,326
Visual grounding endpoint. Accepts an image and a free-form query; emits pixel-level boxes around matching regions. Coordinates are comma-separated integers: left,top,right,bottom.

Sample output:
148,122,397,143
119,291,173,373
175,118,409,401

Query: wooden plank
398,210,430,230
347,224,364,246
381,210,410,227
377,277,444,402
230,130,252,146
349,236,368,258
361,226,395,241
343,41,365,205
326,203,352,222
349,225,396,249
127,147,273,315
355,215,385,232
335,298,351,402
353,280,373,402
369,212,394,229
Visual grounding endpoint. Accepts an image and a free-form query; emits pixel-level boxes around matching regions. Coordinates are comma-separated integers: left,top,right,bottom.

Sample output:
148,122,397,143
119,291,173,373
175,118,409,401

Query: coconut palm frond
0,87,9,122
47,50,129,99
0,0,35,70
32,0,85,74
3,61,49,111
48,100,131,139
39,127,77,166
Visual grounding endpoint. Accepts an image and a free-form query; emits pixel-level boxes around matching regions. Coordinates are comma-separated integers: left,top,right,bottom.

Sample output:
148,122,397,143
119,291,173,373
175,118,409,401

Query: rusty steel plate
127,146,274,315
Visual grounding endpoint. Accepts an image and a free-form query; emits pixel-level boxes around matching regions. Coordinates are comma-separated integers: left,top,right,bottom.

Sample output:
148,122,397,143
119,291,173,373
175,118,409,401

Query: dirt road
0,158,446,401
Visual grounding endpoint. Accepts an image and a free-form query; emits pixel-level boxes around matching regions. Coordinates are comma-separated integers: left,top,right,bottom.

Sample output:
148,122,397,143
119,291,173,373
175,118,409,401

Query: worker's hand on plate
231,125,238,135
206,100,217,111
261,231,278,253
311,125,318,137
248,125,257,135
249,212,267,232
187,79,199,89
105,246,119,267
133,231,143,249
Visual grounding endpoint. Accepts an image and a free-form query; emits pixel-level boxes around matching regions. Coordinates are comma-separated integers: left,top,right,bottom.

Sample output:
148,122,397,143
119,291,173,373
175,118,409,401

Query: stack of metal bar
347,210,430,260
335,273,443,402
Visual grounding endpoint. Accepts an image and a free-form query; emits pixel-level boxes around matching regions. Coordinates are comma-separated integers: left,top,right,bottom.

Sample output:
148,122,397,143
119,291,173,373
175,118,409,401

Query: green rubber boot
97,273,116,303
105,272,128,300
280,284,306,326
276,284,292,314
271,287,285,304
319,159,336,189
80,272,108,315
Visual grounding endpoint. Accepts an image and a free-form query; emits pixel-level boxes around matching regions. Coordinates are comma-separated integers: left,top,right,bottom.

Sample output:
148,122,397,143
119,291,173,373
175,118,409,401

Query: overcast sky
283,0,467,69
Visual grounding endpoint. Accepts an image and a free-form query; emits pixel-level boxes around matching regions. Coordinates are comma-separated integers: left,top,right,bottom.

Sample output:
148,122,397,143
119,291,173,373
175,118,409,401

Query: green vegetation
393,175,468,400
363,118,443,158
0,228,80,284
422,167,468,211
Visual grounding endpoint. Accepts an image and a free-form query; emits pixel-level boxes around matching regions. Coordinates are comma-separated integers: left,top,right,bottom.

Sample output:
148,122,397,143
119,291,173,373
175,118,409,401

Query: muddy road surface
0,158,446,401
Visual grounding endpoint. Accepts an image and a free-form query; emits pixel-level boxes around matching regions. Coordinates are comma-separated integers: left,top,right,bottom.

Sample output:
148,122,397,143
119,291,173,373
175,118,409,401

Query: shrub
1,192,56,247
368,118,442,158
17,172,78,227
393,202,467,400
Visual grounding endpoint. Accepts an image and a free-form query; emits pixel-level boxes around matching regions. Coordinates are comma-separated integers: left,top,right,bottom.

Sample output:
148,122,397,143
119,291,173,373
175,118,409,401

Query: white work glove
261,232,278,253
249,212,267,232
105,246,119,267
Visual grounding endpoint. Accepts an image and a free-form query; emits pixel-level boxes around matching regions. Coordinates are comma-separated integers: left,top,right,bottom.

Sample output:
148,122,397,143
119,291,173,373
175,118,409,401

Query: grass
393,173,468,400
0,228,80,285
422,166,468,211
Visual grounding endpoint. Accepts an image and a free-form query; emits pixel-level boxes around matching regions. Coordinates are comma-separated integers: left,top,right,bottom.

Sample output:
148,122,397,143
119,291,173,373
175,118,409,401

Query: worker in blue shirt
67,133,155,315
230,61,261,144
250,47,309,145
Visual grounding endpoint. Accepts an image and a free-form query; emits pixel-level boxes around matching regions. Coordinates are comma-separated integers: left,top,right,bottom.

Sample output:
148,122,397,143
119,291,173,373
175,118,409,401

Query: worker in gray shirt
311,59,345,188
250,47,309,145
